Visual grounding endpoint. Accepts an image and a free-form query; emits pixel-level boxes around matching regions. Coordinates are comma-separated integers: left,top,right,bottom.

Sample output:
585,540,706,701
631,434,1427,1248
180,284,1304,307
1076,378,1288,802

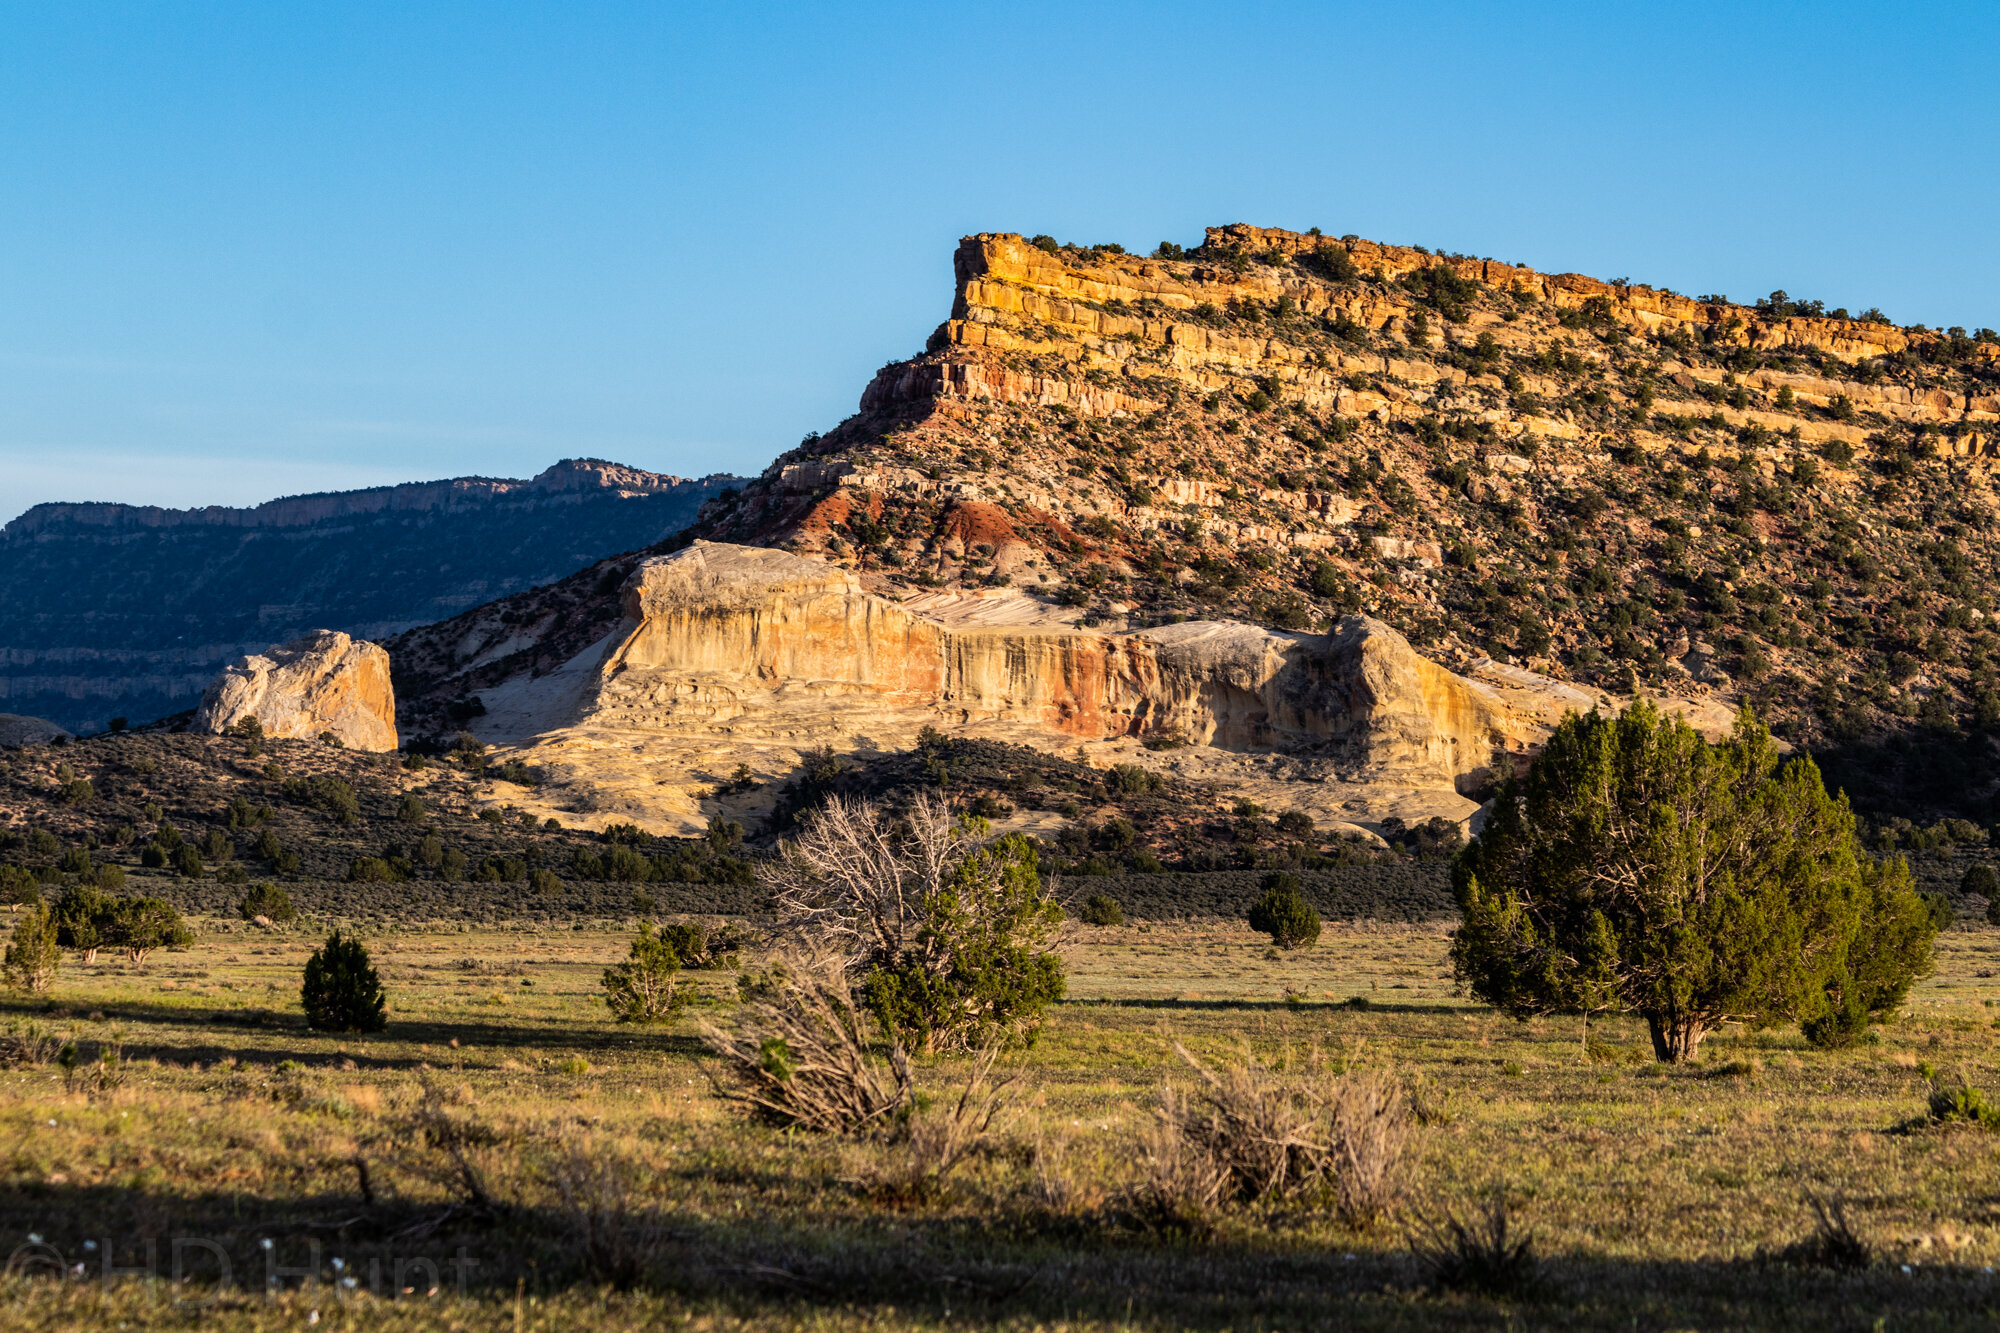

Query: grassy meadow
2,912,2000,1330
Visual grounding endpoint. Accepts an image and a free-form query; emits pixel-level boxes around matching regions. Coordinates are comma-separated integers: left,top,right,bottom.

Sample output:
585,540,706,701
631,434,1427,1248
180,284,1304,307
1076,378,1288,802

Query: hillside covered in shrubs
382,225,2000,825
0,729,1480,926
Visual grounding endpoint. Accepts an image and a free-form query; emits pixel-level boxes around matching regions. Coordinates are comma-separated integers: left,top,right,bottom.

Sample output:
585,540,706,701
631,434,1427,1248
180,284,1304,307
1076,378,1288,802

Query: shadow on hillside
1813,728,2000,825
0,1180,1992,1331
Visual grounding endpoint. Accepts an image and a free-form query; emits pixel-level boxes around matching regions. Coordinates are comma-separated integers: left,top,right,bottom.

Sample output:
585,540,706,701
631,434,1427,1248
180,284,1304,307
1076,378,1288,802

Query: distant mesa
0,458,740,736
2,457,720,536
194,630,399,753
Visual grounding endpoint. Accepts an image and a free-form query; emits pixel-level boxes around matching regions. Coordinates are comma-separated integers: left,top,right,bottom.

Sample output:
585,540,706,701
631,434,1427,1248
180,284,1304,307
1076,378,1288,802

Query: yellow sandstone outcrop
194,630,399,752
527,542,1536,800
865,227,1983,442
604,542,948,709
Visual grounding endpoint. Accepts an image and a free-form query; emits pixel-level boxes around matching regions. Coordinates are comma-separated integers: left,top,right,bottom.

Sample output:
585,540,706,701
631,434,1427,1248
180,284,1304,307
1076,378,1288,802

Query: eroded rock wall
603,542,948,707
580,542,1527,791
863,228,2000,447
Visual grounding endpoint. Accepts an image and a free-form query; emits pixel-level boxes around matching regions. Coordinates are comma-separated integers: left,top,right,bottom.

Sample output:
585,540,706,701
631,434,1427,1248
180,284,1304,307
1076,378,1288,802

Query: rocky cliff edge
463,541,1579,835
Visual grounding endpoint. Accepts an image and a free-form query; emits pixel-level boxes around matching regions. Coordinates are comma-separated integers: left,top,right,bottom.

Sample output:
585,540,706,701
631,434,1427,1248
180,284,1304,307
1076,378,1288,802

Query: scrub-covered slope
394,224,2000,824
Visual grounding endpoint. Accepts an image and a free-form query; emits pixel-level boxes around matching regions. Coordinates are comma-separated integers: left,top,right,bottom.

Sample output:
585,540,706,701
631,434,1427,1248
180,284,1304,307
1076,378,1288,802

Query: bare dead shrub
547,1136,670,1289
0,1020,62,1069
1410,1187,1541,1296
700,953,913,1135
1140,1044,1412,1228
1029,1122,1109,1217
768,792,975,961
384,1081,513,1236
1766,1192,1872,1270
1171,1043,1335,1200
1328,1070,1412,1227
866,1044,1015,1207
1403,1072,1457,1127
1137,1082,1235,1230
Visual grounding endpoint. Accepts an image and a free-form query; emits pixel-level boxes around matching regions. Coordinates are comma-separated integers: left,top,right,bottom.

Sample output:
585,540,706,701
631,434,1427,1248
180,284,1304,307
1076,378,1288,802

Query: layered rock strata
589,542,1530,790
907,226,1985,425
457,542,1565,835
660,223,2000,771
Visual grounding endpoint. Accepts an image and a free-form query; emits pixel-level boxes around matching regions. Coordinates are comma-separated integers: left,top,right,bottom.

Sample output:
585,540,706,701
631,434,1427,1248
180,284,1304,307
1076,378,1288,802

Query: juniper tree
1966,864,2000,925
771,794,1065,1054
601,921,698,1022
1249,873,1322,948
52,883,109,964
302,930,388,1032
1079,893,1125,926
238,882,297,924
4,903,60,992
107,896,193,964
1451,701,1934,1061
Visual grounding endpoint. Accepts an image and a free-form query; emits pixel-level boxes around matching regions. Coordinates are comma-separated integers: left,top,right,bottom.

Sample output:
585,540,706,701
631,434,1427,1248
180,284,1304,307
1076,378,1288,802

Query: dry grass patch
0,920,1995,1328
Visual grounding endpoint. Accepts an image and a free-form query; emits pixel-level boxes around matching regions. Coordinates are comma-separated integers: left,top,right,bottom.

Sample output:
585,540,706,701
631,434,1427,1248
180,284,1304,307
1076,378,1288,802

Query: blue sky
3,2,1998,521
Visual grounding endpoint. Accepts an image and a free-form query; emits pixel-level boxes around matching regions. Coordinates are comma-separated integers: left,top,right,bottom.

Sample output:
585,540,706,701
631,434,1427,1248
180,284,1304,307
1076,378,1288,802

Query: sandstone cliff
586,542,1524,786
679,224,2000,792
195,630,399,752
448,541,1566,837
388,221,2000,827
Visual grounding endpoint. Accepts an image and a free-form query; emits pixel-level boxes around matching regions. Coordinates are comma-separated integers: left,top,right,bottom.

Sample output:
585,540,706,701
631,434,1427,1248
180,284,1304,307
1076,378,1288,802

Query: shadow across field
1064,996,1482,1016
0,996,708,1071
3,1181,1998,1332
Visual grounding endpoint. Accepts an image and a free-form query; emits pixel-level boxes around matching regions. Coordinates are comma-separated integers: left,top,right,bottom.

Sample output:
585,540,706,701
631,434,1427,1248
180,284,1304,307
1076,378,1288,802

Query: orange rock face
901,227,1930,429
608,542,949,707
194,630,399,752
588,543,1528,792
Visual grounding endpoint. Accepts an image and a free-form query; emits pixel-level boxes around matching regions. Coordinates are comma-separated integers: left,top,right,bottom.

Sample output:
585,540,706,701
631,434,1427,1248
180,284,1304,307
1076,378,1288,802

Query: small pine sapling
239,882,297,924
601,922,697,1022
4,904,60,992
302,930,389,1032
1248,873,1321,948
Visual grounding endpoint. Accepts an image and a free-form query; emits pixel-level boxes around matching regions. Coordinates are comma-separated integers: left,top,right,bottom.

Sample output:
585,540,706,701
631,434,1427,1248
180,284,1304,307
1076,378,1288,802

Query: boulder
195,630,398,751
0,714,72,747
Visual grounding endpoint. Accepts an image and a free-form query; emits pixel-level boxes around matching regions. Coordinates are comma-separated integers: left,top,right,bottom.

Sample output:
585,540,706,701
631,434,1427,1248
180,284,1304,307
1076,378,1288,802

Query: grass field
3,912,2000,1330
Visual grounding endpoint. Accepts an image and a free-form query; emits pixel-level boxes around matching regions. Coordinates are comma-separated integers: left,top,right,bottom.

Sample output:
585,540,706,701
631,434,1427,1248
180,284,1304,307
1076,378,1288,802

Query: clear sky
3,2,1998,522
